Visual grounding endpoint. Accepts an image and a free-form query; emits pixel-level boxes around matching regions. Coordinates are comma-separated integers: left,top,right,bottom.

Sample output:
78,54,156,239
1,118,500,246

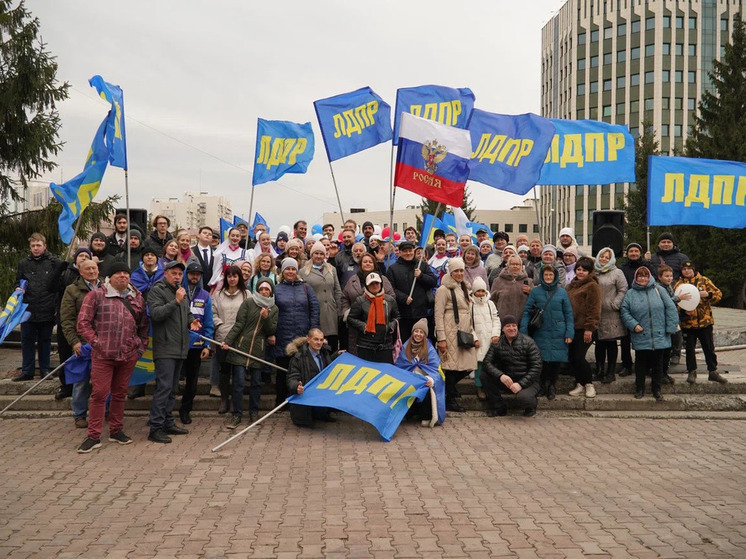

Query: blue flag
393,85,475,145
314,87,393,161
252,119,315,186
220,218,233,242
287,353,429,442
250,212,269,236
0,280,30,345
89,75,127,170
468,110,556,195
66,335,156,386
648,156,746,228
537,119,635,185
50,118,110,244
233,215,249,228
419,213,445,247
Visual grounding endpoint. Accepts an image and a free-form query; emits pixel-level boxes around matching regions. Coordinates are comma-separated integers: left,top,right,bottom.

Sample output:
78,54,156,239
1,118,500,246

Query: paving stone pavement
1,413,745,558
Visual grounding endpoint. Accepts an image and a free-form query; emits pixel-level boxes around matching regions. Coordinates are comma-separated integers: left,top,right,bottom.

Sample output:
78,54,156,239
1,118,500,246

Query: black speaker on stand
116,208,148,236
591,210,625,258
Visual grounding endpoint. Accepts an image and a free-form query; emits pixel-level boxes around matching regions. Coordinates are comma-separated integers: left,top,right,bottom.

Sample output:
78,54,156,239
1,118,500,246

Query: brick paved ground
1,414,745,558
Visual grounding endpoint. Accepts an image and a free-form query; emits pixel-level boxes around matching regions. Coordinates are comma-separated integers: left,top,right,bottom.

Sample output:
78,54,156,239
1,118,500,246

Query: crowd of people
12,214,728,452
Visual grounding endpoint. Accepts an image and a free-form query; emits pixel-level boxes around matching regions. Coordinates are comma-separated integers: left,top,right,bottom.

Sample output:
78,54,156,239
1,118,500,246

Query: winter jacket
212,288,251,343
186,285,214,350
147,278,195,360
674,273,721,329
77,280,149,361
130,263,164,299
270,280,320,359
650,246,690,281
596,266,628,340
434,274,478,371
142,230,173,258
485,252,503,278
531,259,566,287
386,257,438,320
106,232,128,257
334,245,357,285
248,272,278,293
471,294,501,362
90,249,116,279
55,262,78,317
620,257,653,287
566,275,602,332
116,245,146,271
482,332,542,388
60,276,100,347
620,276,679,351
395,339,446,426
17,251,64,323
348,293,399,351
286,337,337,393
223,297,278,368
464,261,488,291
298,262,342,336
490,267,529,321
341,273,395,318
520,267,574,363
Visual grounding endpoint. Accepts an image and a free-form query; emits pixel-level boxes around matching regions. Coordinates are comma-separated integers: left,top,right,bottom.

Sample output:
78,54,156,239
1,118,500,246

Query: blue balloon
356,234,364,242
311,224,323,235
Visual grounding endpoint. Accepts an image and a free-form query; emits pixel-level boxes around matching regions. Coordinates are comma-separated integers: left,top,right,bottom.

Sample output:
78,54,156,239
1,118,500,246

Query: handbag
528,288,556,334
450,289,476,348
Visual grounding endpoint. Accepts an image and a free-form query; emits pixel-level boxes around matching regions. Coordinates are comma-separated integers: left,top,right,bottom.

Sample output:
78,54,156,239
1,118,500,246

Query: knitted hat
448,257,465,272
276,231,289,242
412,317,429,337
108,261,131,276
479,239,494,248
280,258,298,273
362,221,374,230
681,260,695,271
493,231,509,242
559,227,574,237
471,277,488,293
626,242,643,253
129,229,142,241
90,232,106,243
310,240,326,255
517,245,529,253
563,246,578,258
501,314,517,327
142,246,158,258
657,232,674,243
73,247,92,261
255,277,275,294
502,245,516,257
541,244,557,257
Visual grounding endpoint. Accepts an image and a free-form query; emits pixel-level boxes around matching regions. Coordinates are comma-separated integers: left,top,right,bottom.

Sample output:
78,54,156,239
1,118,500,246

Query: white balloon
675,283,700,311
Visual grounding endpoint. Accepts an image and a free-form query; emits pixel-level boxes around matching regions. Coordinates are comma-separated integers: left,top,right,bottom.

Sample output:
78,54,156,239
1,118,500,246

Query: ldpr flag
393,85,475,144
252,119,315,185
89,75,128,170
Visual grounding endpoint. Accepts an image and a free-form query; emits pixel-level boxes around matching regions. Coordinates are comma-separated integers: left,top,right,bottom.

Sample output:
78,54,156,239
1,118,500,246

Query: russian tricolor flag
394,113,471,207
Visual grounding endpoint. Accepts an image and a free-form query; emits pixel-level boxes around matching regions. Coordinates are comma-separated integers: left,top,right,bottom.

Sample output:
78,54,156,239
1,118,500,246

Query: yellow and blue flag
220,218,234,242
129,332,155,386
252,119,315,186
287,353,429,442
89,75,127,170
64,334,156,386
419,213,445,248
537,119,635,185
0,280,30,345
50,118,110,244
393,85,475,145
468,110,556,195
250,212,269,236
314,87,392,161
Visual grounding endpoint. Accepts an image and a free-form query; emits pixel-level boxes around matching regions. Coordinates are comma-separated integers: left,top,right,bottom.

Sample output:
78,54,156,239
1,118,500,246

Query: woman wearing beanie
395,318,445,426
563,246,578,285
221,278,278,428
462,245,488,289
348,273,399,363
269,257,320,406
89,232,114,278
490,255,531,320
565,257,602,398
620,266,679,400
434,257,479,412
619,242,653,376
593,248,628,384
520,265,574,400
531,245,566,287
299,240,343,351
471,277,501,400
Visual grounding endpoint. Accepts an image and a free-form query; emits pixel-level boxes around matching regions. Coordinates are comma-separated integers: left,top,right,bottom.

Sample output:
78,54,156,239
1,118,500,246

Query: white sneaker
585,383,596,398
209,385,221,398
568,383,584,396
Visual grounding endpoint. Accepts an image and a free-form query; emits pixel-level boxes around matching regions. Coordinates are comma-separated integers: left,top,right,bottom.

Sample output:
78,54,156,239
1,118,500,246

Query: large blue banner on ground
314,87,392,161
287,353,429,441
648,156,746,228
537,119,635,185
252,119,314,185
393,85,475,144
468,110,555,195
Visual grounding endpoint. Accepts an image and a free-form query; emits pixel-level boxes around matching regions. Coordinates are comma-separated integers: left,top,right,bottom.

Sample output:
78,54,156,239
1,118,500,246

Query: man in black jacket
286,328,338,427
106,213,129,257
481,315,543,417
386,241,437,341
13,233,64,381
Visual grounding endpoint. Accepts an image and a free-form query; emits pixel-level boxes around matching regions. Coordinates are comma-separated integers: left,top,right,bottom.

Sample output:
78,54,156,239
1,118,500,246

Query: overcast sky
33,0,564,228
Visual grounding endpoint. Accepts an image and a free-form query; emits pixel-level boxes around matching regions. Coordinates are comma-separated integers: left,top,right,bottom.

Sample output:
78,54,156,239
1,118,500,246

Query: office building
149,191,232,231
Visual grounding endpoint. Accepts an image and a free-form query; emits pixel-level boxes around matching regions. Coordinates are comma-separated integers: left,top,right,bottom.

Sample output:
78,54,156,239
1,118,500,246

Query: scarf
253,291,275,309
364,288,386,334
179,247,192,263
594,249,617,273
228,244,240,252
405,337,428,363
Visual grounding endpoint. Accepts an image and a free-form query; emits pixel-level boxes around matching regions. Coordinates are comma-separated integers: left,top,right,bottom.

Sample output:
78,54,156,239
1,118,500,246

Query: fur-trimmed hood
286,336,308,356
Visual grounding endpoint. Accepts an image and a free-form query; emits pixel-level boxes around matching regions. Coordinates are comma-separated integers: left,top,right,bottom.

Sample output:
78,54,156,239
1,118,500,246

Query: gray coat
596,266,628,340
298,262,342,336
147,278,194,360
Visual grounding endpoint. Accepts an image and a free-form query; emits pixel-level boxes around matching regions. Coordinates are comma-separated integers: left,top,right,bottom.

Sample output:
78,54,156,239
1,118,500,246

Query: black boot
592,363,602,382
618,366,632,378
602,365,616,384
218,398,229,414
536,377,546,398
547,381,556,401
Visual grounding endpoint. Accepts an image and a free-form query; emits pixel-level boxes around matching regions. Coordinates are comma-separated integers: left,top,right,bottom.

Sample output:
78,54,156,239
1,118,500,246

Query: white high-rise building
149,191,232,231
540,0,745,249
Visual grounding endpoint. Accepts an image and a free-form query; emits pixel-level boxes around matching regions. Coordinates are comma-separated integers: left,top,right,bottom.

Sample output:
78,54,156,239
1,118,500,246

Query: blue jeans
21,322,54,377
210,354,221,386
72,380,91,419
221,364,246,417
149,358,183,431
247,367,262,414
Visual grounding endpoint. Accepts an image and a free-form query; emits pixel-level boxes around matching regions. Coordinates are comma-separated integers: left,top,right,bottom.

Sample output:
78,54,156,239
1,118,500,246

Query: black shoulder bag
528,288,556,334
450,288,476,348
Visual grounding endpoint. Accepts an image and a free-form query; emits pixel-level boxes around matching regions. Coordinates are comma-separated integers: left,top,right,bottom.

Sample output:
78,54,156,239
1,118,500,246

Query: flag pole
327,161,345,223
532,186,543,243
408,202,441,298
388,144,396,268
248,184,256,230
64,212,86,261
198,335,288,373
0,357,74,416
125,170,131,266
212,399,289,452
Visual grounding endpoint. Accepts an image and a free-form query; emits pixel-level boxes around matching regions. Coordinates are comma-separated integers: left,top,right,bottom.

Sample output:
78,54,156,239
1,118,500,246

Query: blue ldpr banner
647,155,746,229
393,85,475,144
252,119,315,186
536,119,635,185
314,86,392,161
287,353,430,442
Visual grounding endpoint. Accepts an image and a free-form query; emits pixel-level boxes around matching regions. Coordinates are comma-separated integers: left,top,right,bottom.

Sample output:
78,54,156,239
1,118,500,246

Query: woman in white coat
471,277,501,400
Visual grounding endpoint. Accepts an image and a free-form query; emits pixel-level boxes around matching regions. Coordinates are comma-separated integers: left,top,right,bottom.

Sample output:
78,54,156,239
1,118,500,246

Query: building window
617,50,626,62
630,73,640,86
577,108,585,119
630,127,639,137
490,223,499,232
603,105,612,117
689,17,697,29
674,97,683,109
661,124,669,136
661,97,670,109
645,98,655,111
603,79,612,91
504,224,514,233
688,44,696,56
618,23,627,36
721,45,726,58
721,18,729,31
589,106,598,119
631,47,640,59
645,71,655,84
617,76,626,88
617,102,625,114
590,81,598,93
578,32,586,45
631,20,641,33
675,70,683,82
676,16,684,29
518,224,528,233
646,17,655,30
688,98,696,110
645,44,655,57
578,83,586,95
675,43,683,55
604,52,613,64
630,99,639,112
662,43,671,55
591,55,599,67
688,71,696,83
533,224,539,233
604,27,613,39
674,125,683,137
578,58,586,70
663,15,671,28
662,70,670,81
591,29,600,42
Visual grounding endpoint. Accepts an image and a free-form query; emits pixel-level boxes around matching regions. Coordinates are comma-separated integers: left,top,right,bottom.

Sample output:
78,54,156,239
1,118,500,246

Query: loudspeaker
116,208,148,236
592,210,624,258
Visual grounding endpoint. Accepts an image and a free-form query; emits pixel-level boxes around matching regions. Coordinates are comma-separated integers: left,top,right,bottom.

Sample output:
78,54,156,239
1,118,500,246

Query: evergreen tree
415,184,476,232
0,0,69,209
624,120,659,246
